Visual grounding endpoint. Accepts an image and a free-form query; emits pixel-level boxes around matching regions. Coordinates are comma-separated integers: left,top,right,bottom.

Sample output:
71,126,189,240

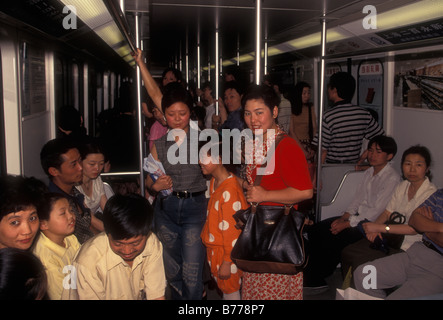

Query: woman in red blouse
239,84,313,300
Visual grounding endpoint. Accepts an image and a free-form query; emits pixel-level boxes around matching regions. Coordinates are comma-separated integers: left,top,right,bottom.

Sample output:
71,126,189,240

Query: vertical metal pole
315,12,327,222
135,13,145,196
215,8,220,115
236,34,240,66
264,11,268,75
186,25,189,88
197,14,201,100
255,0,262,85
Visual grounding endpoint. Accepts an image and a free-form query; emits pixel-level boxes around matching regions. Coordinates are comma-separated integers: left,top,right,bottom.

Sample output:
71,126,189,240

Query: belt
172,190,206,199
423,239,443,256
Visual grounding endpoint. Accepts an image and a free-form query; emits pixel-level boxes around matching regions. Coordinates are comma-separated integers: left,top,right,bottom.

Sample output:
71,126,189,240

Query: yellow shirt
33,232,81,300
61,232,165,300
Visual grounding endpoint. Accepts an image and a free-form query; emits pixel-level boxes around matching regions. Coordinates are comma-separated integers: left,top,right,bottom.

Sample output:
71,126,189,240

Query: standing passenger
199,142,249,300
239,84,313,300
146,82,208,300
312,72,384,164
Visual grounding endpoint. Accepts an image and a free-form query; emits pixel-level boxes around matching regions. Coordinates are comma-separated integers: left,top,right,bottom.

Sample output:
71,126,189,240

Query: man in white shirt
304,135,401,289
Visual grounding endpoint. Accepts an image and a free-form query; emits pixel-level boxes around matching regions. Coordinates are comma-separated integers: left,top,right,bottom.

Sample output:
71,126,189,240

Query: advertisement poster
358,60,384,124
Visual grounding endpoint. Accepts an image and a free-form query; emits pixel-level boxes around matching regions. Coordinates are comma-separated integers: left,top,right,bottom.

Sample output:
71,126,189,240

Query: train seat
319,166,365,221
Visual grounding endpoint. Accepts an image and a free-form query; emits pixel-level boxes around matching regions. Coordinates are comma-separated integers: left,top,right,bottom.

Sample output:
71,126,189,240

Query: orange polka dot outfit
201,175,249,294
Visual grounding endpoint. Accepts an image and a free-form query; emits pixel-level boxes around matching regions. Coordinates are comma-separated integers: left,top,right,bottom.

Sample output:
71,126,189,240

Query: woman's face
302,87,311,104
0,206,39,250
82,153,105,180
162,71,177,86
402,153,428,184
224,88,242,112
243,98,278,136
164,102,191,132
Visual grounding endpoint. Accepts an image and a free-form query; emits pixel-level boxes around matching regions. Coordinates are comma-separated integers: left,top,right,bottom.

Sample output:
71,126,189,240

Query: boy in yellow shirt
33,193,80,300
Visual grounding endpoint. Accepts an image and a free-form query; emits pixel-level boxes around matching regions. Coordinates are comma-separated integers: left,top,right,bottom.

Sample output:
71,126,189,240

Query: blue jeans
154,193,208,300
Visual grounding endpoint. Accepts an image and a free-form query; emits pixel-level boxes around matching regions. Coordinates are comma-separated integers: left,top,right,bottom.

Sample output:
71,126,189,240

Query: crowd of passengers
0,50,442,300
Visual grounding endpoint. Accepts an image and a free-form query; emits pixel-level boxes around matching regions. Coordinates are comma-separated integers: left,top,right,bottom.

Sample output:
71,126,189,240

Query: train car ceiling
2,1,442,73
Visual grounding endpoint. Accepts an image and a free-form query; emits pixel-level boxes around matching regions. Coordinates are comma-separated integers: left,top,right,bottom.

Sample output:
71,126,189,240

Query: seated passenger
0,175,46,250
40,137,99,244
62,194,166,300
0,247,48,300
76,138,108,220
341,145,437,287
354,188,443,299
311,72,384,164
304,135,401,289
33,193,81,300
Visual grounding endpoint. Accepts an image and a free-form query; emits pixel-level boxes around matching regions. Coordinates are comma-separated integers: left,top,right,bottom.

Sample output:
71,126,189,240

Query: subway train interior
1,0,443,300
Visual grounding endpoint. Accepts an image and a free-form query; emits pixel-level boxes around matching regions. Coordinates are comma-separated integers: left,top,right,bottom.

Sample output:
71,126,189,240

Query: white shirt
347,163,401,227
75,176,105,214
385,177,437,250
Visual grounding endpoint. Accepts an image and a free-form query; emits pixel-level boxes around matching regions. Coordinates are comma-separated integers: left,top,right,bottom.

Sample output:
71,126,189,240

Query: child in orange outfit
199,142,248,300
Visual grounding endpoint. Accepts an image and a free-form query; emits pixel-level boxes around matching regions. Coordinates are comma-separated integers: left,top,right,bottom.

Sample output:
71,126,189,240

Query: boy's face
367,143,393,170
40,198,76,238
0,206,39,250
108,234,148,265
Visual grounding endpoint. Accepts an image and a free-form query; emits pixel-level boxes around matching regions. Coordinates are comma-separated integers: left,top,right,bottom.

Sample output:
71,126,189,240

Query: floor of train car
164,267,343,300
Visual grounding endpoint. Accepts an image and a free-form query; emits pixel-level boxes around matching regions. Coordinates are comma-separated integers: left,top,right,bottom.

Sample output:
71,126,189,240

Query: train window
393,49,443,110
0,49,6,174
20,42,46,117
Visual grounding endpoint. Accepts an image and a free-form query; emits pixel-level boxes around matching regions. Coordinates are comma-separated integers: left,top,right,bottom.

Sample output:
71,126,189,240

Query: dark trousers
304,216,364,286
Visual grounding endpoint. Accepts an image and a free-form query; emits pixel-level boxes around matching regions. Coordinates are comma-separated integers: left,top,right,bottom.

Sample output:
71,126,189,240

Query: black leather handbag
231,202,308,275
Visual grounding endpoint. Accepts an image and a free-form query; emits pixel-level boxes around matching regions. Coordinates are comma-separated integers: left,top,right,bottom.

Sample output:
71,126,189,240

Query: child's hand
218,261,232,280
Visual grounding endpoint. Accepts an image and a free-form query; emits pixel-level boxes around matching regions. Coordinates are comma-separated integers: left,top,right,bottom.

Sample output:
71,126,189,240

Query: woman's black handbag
231,203,308,275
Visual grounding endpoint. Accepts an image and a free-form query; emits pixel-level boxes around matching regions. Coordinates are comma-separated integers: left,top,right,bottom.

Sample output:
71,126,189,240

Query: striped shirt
312,102,384,163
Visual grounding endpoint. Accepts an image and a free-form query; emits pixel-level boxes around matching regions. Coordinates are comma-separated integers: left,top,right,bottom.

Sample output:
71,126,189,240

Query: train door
0,48,6,175
20,41,54,181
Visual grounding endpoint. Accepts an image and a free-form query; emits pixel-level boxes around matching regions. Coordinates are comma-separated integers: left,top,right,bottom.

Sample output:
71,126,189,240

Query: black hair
328,72,356,102
368,135,397,158
198,140,238,174
78,137,106,161
0,175,47,221
223,80,245,96
57,106,81,132
161,82,194,114
401,145,432,180
103,194,153,240
37,192,69,221
40,137,78,177
286,81,312,116
162,67,183,84
0,248,48,300
241,84,281,113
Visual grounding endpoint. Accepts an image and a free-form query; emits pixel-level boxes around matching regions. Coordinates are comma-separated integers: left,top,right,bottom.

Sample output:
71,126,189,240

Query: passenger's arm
409,206,443,247
133,49,163,110
245,185,313,205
